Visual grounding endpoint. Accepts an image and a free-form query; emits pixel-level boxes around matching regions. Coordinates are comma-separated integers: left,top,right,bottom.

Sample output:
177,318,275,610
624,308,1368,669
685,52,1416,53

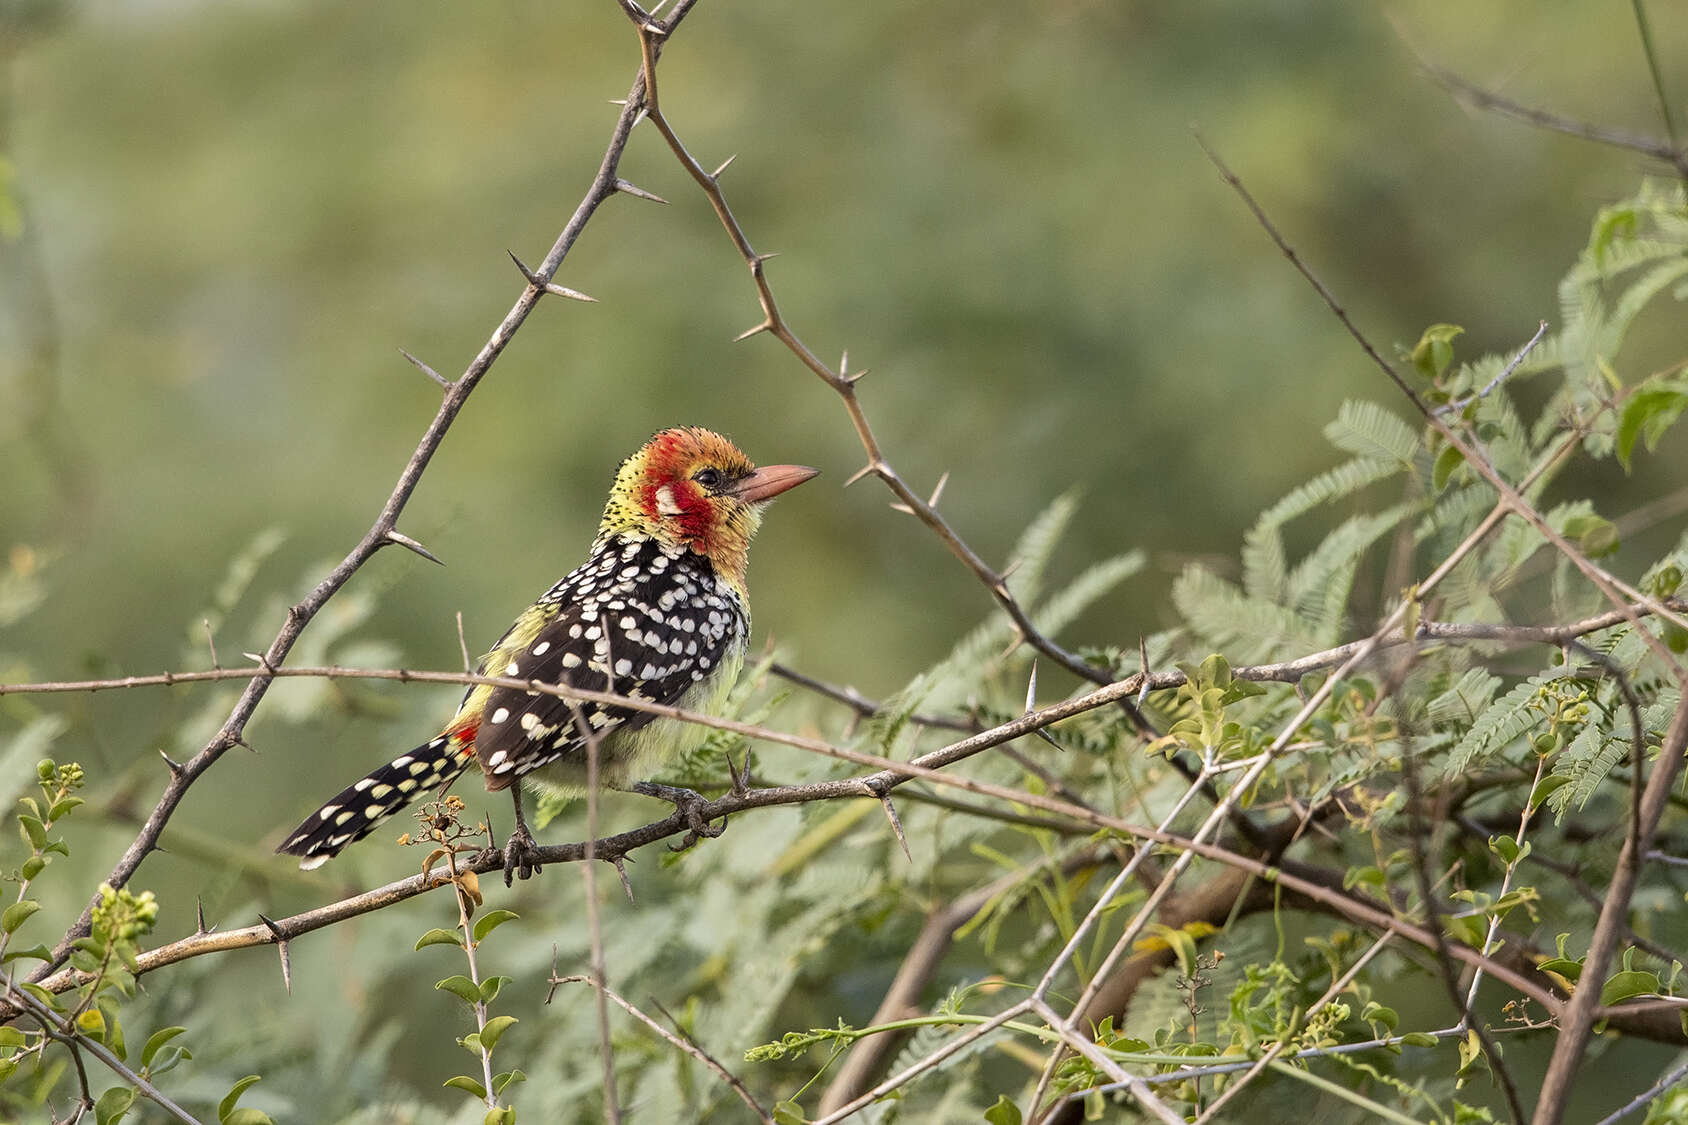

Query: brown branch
817,844,1115,1116
1417,57,1688,179
24,1,702,984
614,8,1152,733
1535,697,1688,1123
550,975,774,1124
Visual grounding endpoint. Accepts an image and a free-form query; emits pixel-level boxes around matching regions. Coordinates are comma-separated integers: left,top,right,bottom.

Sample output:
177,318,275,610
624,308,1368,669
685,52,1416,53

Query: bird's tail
276,726,477,869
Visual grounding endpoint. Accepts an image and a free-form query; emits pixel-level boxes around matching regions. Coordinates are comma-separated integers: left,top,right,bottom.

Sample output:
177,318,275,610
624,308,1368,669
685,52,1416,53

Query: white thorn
928,471,950,509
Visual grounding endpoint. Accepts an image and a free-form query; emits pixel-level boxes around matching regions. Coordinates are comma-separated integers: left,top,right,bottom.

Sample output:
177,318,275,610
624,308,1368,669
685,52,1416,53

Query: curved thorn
1025,659,1040,715
711,153,738,179
888,502,916,515
844,368,869,386
398,348,451,390
732,321,771,343
613,178,669,205
384,529,445,566
276,939,293,993
256,912,285,940
750,251,779,268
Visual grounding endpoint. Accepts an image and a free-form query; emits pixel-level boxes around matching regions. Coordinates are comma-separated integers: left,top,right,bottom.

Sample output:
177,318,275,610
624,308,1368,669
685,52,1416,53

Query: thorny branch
24,0,701,984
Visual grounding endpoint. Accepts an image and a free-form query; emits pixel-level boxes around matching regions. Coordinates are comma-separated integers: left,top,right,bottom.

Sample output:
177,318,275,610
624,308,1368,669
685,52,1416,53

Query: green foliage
3,4,1688,1118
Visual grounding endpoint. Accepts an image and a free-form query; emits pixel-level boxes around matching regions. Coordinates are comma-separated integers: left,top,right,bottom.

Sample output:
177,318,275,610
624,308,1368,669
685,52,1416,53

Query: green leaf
1616,384,1688,469
16,815,47,851
1561,513,1619,558
47,796,84,821
414,928,464,951
223,1111,275,1125
1432,443,1465,492
1361,1002,1399,1032
473,909,520,943
1410,323,1464,381
19,856,46,881
773,1101,808,1125
445,1075,488,1099
435,975,482,1006
1326,400,1420,465
480,1015,518,1052
1529,774,1572,811
94,1086,136,1125
1399,1032,1440,1048
1,900,40,934
484,1109,515,1125
2,942,51,965
218,1074,262,1122
493,1069,527,1096
140,1026,188,1068
0,1027,26,1048
481,975,511,1004
1600,969,1660,1005
148,1045,191,1077
984,1095,1023,1125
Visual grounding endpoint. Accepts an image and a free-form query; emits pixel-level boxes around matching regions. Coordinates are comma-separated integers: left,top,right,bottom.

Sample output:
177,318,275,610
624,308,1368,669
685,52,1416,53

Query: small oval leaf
444,1075,488,1099
480,1015,518,1052
435,976,482,1006
1,901,40,935
415,928,465,951
473,909,520,944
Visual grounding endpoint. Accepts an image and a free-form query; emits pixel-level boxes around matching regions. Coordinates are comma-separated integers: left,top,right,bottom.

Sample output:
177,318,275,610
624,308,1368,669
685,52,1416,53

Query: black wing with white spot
471,535,748,788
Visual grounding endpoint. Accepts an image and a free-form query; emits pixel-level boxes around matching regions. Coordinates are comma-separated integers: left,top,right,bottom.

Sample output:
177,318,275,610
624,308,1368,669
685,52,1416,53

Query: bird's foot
502,823,544,886
631,781,726,852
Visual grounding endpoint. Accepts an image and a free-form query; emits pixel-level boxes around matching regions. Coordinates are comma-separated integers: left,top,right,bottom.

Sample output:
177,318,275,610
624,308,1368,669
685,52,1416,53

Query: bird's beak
728,464,819,503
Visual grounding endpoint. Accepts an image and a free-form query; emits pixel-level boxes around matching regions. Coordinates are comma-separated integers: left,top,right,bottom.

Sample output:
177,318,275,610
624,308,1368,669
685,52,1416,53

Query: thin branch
1196,133,1688,678
1535,699,1688,1124
551,975,774,1123
615,8,1153,733
25,2,704,983
1416,56,1688,178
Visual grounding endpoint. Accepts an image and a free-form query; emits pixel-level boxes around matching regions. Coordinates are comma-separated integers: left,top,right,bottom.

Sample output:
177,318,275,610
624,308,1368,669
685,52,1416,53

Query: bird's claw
631,781,727,851
502,824,544,885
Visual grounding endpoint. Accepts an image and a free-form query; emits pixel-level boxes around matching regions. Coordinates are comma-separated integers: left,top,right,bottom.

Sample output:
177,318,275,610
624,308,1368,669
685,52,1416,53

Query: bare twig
1416,56,1688,178
551,975,774,1123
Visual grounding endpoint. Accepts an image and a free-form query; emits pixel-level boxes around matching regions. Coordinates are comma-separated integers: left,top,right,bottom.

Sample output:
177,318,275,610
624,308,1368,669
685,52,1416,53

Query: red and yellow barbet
276,427,817,871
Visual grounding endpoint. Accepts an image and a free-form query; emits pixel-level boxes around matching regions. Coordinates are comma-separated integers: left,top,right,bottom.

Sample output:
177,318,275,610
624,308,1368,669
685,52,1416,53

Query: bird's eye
693,468,722,489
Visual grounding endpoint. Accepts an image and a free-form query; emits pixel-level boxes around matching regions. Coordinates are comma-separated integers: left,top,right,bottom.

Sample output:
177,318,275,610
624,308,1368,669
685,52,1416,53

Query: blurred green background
3,0,1686,1119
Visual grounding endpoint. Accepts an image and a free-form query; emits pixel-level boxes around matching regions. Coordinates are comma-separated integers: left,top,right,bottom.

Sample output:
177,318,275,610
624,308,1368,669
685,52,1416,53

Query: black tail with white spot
276,733,473,869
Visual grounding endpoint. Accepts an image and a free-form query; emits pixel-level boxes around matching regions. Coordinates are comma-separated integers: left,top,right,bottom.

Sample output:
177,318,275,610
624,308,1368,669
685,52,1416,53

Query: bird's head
600,427,817,584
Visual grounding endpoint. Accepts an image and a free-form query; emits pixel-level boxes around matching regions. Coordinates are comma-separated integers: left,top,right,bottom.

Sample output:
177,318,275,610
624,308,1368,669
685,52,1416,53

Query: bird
275,426,817,879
